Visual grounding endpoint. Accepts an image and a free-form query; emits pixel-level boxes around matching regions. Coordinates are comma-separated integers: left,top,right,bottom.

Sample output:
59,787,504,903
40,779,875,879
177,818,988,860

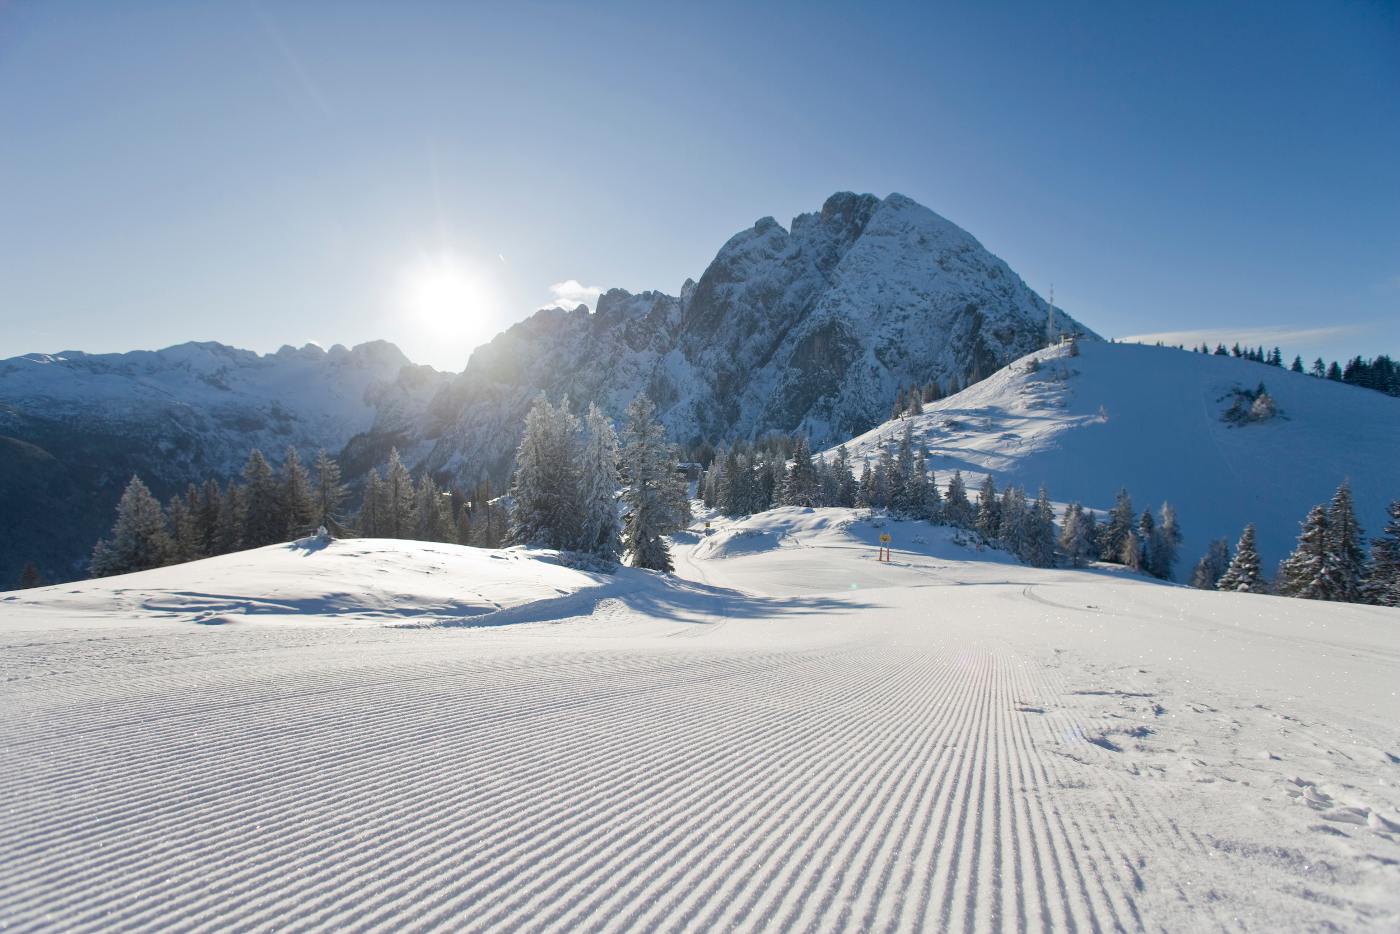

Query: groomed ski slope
3,513,1399,931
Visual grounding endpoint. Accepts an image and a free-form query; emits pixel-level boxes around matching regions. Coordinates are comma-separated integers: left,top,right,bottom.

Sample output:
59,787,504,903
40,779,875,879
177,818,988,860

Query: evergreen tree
382,448,418,540
1058,503,1094,567
999,485,1028,554
280,447,316,538
1146,502,1182,580
196,480,223,555
1290,355,1304,373
912,447,939,520
1078,511,1100,563
976,476,1001,540
90,475,174,577
1217,524,1266,593
1310,357,1326,378
871,443,895,510
414,475,455,543
359,470,385,537
1276,504,1336,599
780,436,821,507
509,395,583,549
166,489,202,563
578,403,622,560
1363,500,1400,607
241,449,284,548
214,483,246,553
1325,481,1367,603
18,561,45,589
1100,488,1136,566
310,449,348,534
1326,361,1343,381
1190,538,1231,590
620,395,686,571
943,470,973,528
1023,487,1057,567
855,462,874,509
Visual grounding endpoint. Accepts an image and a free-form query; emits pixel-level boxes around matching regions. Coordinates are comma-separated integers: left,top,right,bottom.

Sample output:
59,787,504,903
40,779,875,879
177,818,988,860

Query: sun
400,253,487,335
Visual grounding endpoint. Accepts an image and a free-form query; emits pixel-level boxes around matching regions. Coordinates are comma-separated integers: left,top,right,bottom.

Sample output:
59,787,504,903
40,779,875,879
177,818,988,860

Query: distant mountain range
1,191,1089,583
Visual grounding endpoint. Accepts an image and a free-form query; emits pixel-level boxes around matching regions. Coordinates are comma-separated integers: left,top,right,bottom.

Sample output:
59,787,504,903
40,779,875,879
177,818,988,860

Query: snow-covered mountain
830,339,1400,577
421,191,1091,481
0,341,448,581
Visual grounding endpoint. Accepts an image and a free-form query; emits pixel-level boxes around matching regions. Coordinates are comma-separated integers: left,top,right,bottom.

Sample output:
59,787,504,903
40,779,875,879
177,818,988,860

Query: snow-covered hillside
0,341,447,583
3,511,1398,930
831,340,1400,576
0,537,606,629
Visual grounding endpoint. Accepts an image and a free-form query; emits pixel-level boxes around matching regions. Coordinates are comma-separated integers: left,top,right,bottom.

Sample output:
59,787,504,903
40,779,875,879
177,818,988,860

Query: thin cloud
1120,323,1373,350
547,280,604,310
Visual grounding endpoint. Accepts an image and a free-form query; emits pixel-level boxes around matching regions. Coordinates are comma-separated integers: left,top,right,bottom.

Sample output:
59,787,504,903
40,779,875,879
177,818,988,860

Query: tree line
86,445,506,579
1190,342,1400,399
1192,482,1400,607
702,422,1183,576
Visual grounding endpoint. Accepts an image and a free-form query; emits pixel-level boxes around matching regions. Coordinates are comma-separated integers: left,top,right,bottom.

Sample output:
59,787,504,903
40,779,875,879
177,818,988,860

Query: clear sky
2,1,1397,371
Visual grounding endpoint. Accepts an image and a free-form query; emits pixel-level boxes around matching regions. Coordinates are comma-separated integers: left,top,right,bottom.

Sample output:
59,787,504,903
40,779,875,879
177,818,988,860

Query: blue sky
2,1,1396,371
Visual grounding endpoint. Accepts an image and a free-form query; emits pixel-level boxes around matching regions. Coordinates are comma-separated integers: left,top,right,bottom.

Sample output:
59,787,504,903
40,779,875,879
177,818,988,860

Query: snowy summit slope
832,340,1400,575
3,510,1399,930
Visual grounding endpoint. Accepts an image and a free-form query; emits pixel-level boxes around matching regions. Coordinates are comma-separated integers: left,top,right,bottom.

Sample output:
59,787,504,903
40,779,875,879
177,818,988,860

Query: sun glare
400,253,491,337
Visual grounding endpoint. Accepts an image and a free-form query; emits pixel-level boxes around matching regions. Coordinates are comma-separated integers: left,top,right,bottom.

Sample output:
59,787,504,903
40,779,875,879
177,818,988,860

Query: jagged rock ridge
422,191,1092,482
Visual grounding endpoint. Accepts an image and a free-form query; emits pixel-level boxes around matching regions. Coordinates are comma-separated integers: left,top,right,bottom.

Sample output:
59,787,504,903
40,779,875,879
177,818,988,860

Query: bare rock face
422,191,1094,484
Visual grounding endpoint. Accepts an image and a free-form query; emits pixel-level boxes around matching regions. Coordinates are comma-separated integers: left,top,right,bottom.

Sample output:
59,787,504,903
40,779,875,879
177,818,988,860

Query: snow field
2,510,1399,930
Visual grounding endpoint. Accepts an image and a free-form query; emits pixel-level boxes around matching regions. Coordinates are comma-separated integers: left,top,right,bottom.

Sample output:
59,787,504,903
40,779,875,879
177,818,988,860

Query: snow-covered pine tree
1363,500,1400,606
240,450,284,548
944,470,972,528
1190,538,1231,589
1276,504,1336,599
1146,502,1182,581
214,483,246,553
620,395,685,571
1023,487,1057,567
872,443,896,511
310,449,348,535
999,485,1028,555
1325,481,1367,603
1099,488,1136,567
90,475,174,577
780,436,820,507
578,403,622,560
166,487,202,563
1133,510,1155,574
912,447,939,521
413,475,455,543
509,394,583,549
383,448,418,541
1217,523,1266,593
1058,502,1093,566
891,424,919,515
280,447,316,539
196,479,223,555
855,462,874,509
975,476,1000,540
359,470,384,537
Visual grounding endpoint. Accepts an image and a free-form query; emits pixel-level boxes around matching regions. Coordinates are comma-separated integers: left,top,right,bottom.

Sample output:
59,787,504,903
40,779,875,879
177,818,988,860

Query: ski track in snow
3,517,1400,931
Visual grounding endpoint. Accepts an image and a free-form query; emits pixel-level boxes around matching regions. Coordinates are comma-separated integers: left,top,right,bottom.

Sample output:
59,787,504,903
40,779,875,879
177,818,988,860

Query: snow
831,340,1400,577
2,512,1399,930
0,538,606,629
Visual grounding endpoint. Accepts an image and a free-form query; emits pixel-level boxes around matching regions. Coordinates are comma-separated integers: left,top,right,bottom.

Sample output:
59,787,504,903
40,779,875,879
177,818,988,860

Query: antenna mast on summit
1045,284,1055,347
